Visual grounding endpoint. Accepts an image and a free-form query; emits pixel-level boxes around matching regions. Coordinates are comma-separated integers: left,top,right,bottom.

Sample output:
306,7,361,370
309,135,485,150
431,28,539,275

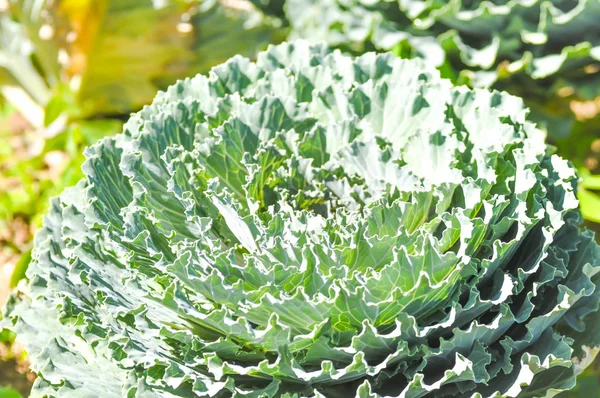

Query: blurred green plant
0,0,279,124
0,387,21,398
580,168,600,224
553,115,600,237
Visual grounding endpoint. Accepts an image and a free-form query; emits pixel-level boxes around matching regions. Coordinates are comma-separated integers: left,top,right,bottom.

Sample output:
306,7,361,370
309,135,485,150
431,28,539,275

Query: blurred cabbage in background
251,0,600,134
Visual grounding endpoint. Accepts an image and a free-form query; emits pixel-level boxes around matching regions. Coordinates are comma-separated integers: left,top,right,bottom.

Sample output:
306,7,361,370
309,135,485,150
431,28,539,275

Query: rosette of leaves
251,0,600,135
4,41,600,397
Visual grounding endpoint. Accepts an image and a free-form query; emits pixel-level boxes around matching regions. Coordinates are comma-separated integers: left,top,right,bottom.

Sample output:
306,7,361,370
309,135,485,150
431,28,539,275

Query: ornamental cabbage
4,41,600,397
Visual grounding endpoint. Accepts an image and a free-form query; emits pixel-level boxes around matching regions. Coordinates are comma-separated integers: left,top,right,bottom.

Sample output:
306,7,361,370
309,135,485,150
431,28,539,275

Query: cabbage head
4,41,600,397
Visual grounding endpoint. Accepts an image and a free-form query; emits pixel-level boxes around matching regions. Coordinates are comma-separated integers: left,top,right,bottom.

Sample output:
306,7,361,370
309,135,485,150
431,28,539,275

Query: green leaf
581,169,600,191
580,189,600,224
0,387,22,398
9,249,31,289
